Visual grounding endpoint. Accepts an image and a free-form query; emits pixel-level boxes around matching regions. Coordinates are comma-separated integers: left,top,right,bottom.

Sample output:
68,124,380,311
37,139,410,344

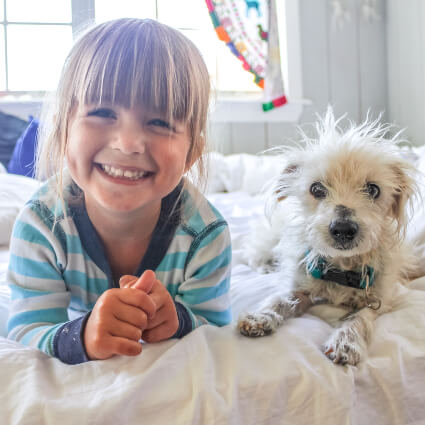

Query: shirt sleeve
173,220,232,337
6,204,89,364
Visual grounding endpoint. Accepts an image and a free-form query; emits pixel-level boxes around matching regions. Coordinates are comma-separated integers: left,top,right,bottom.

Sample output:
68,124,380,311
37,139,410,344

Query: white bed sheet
0,191,425,425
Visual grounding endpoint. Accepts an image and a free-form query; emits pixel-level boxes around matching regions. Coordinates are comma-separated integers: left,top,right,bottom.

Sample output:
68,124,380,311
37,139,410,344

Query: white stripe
10,292,71,313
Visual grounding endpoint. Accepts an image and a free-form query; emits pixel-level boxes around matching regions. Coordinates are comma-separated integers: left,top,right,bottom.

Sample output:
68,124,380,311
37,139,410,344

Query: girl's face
66,104,193,217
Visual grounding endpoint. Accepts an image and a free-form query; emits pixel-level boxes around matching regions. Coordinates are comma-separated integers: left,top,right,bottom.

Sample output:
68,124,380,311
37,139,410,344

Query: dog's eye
365,182,380,199
310,182,328,199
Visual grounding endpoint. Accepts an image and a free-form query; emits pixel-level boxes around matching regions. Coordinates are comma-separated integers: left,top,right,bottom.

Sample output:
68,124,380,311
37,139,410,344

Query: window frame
0,0,304,123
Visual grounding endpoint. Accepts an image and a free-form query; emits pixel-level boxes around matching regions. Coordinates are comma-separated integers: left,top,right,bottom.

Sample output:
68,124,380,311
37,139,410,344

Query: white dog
238,109,420,365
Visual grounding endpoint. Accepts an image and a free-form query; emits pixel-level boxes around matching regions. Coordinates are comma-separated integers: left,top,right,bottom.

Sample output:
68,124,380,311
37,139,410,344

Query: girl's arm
173,220,233,337
6,205,77,359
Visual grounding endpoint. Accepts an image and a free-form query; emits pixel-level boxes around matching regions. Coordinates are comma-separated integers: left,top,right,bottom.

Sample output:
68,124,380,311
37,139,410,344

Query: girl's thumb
131,270,156,293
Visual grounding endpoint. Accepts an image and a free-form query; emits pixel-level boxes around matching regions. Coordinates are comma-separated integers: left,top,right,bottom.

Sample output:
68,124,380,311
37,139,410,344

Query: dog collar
306,253,375,290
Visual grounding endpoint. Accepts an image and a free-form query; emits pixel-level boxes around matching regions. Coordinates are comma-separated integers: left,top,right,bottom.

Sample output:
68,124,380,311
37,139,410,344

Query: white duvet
1,161,425,425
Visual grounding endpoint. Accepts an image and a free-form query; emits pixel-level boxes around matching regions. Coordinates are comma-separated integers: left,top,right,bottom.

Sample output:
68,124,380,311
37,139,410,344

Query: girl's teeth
101,164,147,179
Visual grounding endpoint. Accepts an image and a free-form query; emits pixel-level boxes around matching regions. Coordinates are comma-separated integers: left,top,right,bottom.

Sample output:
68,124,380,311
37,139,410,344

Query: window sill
0,97,305,124
210,98,304,123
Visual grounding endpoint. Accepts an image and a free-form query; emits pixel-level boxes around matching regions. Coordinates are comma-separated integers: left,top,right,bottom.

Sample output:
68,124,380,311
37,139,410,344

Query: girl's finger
108,318,143,342
131,270,156,293
119,275,137,288
113,304,149,329
108,336,143,357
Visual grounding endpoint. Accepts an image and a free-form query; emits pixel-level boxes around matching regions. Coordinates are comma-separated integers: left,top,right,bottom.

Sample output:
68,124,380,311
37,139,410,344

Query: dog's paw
323,331,364,365
237,312,276,337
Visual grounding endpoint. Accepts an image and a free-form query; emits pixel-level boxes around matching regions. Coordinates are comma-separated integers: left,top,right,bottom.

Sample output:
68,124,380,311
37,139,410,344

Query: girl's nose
113,120,146,155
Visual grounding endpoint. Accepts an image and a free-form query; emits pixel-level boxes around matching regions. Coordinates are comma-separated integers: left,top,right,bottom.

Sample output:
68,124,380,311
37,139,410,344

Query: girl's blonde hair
36,18,210,201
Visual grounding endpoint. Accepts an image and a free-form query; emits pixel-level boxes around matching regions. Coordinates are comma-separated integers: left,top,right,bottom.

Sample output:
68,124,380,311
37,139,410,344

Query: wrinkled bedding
0,154,425,425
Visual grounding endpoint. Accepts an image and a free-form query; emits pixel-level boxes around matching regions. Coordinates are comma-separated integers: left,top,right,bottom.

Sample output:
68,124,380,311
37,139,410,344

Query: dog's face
274,117,417,259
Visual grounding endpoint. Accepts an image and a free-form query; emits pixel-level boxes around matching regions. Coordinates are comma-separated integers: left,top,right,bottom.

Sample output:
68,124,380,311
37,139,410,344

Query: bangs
69,19,199,123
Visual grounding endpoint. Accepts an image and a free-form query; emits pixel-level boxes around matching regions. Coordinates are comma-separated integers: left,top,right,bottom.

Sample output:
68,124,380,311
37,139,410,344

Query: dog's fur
237,109,420,365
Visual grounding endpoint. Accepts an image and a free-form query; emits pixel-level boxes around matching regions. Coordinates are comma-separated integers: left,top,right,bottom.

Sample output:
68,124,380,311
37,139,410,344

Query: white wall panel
387,0,425,146
211,0,388,154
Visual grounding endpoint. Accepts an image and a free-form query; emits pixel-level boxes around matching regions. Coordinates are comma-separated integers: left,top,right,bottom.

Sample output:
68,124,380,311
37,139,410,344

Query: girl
7,18,232,364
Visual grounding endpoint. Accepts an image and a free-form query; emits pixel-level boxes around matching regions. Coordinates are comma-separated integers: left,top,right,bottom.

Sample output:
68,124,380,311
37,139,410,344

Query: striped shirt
7,178,232,364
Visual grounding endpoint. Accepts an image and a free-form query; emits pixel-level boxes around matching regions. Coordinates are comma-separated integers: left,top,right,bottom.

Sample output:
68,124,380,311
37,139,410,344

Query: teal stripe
191,307,232,326
166,282,179,298
66,234,92,256
20,324,52,346
192,246,232,280
13,220,53,250
9,254,61,280
156,251,188,272
37,324,62,355
180,276,230,305
63,270,108,295
7,308,68,332
70,295,95,311
9,283,54,300
186,210,205,231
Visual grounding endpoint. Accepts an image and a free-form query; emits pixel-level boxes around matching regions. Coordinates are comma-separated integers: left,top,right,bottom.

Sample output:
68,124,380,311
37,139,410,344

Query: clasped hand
84,270,179,360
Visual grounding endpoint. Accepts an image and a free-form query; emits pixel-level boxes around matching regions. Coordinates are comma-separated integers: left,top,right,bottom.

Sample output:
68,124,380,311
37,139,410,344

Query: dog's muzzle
329,219,359,248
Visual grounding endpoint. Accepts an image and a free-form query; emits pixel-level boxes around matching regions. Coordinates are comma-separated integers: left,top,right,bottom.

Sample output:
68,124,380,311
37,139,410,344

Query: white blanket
1,174,425,424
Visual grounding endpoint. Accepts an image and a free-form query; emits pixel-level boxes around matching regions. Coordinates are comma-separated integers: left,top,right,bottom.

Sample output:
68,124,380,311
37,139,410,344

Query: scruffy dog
238,109,419,365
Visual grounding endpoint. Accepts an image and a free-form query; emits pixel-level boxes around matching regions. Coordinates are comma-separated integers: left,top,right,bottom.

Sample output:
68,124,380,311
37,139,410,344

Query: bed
1,151,425,425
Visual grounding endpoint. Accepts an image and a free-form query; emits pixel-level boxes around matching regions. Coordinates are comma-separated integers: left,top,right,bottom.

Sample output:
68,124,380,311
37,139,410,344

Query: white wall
210,0,388,154
387,0,425,146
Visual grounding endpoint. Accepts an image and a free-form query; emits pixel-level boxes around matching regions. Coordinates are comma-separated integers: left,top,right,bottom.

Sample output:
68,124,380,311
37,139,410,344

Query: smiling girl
7,18,232,364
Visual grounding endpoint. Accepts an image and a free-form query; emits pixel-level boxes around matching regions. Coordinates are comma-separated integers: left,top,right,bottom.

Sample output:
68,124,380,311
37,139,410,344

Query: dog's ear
275,164,299,202
390,161,417,226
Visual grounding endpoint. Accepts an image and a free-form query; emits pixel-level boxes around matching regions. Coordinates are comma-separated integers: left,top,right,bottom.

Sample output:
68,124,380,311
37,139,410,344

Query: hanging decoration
205,0,287,111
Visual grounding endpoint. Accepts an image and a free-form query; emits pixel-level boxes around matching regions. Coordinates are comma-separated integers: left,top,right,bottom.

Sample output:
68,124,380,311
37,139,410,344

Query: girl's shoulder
18,174,76,228
179,181,228,235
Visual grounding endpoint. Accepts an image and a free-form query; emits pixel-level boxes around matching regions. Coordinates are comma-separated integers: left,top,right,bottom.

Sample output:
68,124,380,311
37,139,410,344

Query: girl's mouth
96,163,153,181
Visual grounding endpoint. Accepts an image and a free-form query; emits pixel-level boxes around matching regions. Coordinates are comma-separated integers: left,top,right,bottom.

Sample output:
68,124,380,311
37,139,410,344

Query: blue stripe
70,295,95,311
191,307,232,326
180,276,230,305
9,283,54,300
156,251,188,272
63,270,108,296
186,210,205,231
20,324,52,345
192,246,232,280
37,324,62,355
7,308,69,332
9,254,61,280
13,220,53,249
66,234,92,255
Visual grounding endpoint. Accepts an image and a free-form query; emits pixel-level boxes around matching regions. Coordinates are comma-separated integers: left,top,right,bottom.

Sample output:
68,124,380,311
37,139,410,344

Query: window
0,0,260,95
0,0,73,92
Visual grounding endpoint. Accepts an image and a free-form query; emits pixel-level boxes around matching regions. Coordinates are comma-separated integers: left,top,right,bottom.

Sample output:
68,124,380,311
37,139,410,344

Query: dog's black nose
329,220,359,242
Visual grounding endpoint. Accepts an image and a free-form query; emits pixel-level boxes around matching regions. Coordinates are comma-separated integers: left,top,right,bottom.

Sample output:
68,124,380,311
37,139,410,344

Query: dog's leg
323,307,377,366
238,292,312,337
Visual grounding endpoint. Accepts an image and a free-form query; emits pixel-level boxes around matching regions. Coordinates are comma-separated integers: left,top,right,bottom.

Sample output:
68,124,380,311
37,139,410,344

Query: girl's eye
87,108,117,119
148,118,175,131
364,182,380,199
310,182,328,199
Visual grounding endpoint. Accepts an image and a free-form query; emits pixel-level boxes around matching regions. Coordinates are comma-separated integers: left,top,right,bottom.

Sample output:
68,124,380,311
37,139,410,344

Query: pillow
0,173,39,246
7,118,39,178
0,111,29,169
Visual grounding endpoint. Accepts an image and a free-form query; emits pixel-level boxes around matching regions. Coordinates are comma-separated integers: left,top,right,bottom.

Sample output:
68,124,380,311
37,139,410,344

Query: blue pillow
7,117,39,178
